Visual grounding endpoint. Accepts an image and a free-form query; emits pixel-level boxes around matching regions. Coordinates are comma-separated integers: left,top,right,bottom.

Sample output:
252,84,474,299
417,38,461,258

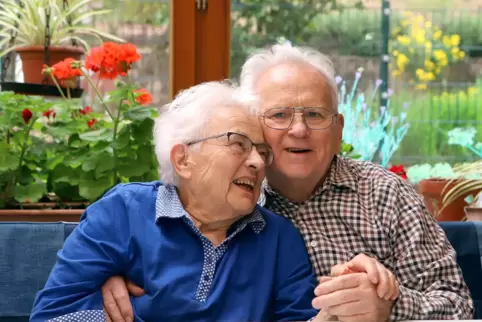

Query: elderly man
102,44,473,321
30,81,329,322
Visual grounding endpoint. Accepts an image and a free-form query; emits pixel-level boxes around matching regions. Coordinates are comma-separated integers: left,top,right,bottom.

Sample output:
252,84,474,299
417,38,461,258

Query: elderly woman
30,81,322,322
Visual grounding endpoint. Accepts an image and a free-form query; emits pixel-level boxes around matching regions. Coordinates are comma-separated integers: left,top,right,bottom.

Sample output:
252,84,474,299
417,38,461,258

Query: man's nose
288,113,309,138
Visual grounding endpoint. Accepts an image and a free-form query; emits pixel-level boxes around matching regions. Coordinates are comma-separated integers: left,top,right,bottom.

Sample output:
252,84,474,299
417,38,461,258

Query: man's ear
170,144,193,180
334,113,345,154
337,113,344,130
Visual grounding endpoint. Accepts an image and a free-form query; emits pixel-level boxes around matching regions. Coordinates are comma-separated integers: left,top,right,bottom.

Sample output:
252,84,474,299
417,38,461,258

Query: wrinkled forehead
205,105,264,142
254,62,335,111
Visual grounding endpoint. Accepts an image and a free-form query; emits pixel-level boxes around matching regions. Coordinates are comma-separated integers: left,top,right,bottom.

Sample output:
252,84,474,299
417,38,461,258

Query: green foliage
0,88,158,207
230,0,362,77
305,9,482,58
388,81,482,165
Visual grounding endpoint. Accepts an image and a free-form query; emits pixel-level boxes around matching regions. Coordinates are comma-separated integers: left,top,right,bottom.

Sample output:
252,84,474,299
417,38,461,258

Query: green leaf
79,174,114,201
51,182,83,202
79,128,114,142
103,87,130,104
46,154,66,171
82,156,99,172
113,126,130,150
50,164,80,185
124,106,154,121
13,182,47,203
131,118,154,141
69,134,91,148
95,153,116,177
117,157,150,178
81,151,115,175
0,142,18,171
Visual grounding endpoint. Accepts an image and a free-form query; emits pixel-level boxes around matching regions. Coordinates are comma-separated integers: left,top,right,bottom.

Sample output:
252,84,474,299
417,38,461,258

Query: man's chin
278,166,318,181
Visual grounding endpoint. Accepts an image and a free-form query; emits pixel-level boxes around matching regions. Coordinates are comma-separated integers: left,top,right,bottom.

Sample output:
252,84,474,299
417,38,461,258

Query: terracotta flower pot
465,207,482,221
418,178,482,221
15,45,85,85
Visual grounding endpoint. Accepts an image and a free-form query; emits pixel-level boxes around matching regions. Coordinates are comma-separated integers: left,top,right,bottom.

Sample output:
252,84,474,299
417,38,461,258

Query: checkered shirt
261,156,474,321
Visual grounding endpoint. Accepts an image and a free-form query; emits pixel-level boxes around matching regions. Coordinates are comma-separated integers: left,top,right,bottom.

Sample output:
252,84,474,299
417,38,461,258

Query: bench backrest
0,221,480,320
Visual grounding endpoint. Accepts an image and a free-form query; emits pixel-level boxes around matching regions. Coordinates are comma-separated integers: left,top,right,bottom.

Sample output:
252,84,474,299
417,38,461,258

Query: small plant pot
15,45,84,85
465,207,482,221
418,178,480,221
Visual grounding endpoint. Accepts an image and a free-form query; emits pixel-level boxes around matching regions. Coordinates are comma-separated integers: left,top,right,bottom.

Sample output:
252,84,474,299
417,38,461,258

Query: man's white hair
154,80,258,185
239,42,339,111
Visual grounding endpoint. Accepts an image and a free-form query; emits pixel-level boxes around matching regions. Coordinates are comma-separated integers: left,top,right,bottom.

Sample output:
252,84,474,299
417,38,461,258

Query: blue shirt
31,182,319,322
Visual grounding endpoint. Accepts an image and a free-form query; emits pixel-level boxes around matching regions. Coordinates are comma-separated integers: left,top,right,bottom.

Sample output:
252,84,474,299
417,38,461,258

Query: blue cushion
0,220,480,320
440,221,482,319
0,222,77,321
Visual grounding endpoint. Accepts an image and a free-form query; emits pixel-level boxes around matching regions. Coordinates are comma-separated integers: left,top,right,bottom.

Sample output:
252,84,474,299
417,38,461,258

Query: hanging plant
0,0,125,85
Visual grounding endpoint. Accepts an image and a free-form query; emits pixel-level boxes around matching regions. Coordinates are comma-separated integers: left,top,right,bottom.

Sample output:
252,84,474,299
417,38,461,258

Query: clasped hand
312,254,399,322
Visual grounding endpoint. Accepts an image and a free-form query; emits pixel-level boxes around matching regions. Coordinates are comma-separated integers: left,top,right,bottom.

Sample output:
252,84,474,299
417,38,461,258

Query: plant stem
80,70,115,120
111,100,123,184
49,76,67,99
67,87,71,99
8,118,36,200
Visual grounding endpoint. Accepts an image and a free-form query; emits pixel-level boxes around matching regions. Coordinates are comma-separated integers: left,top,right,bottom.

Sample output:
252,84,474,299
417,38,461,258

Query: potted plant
415,127,482,221
0,42,158,222
440,161,482,222
0,0,124,84
407,163,459,220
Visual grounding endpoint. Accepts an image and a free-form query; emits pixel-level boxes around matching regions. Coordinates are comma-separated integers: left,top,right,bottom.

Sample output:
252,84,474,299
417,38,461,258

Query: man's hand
102,276,145,322
312,273,393,322
331,254,399,301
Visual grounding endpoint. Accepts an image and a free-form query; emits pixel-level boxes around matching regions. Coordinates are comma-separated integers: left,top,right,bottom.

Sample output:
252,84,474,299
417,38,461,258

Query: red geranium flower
133,88,152,106
45,58,82,88
43,109,56,119
80,106,92,115
388,165,408,180
87,118,97,128
85,42,141,80
22,108,33,124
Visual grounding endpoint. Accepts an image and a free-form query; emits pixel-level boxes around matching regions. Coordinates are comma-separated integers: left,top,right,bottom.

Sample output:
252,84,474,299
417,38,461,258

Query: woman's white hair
239,42,339,111
154,80,258,185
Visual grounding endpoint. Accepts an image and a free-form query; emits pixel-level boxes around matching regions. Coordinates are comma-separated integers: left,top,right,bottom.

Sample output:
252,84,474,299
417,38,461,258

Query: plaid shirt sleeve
388,183,473,321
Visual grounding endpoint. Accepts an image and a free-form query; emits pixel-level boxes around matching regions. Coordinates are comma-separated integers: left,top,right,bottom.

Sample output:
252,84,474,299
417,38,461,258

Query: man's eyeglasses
186,132,273,166
261,107,338,130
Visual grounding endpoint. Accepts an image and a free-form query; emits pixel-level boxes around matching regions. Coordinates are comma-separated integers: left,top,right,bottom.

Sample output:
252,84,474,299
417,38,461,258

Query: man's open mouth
286,148,312,153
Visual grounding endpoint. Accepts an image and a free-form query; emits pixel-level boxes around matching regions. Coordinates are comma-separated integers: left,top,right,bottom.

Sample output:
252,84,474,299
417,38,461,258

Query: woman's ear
170,144,193,180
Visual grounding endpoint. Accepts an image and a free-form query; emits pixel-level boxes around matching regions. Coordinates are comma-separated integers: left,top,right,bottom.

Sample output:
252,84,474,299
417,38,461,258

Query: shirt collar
323,155,358,192
261,155,358,204
156,184,266,234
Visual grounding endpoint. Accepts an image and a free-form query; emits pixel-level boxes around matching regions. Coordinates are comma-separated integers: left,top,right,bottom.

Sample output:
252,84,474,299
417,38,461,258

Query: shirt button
310,240,318,248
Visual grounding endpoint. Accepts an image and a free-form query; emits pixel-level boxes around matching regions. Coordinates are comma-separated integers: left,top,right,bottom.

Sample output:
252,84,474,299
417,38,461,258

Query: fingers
126,279,146,297
375,262,399,301
312,287,360,310
325,300,369,317
375,261,390,300
315,273,366,296
112,287,135,322
389,275,400,301
347,254,379,284
319,276,334,284
104,307,113,322
102,288,126,322
331,263,347,277
101,276,134,322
